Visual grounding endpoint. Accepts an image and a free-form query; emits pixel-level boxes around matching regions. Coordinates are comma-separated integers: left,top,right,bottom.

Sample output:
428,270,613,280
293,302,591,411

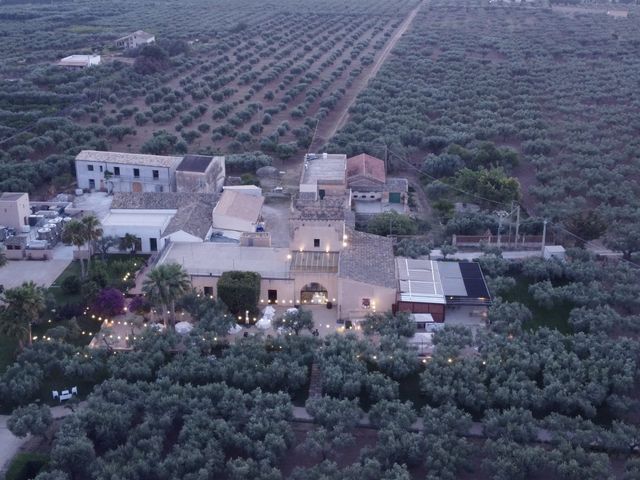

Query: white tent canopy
175,321,193,335
228,324,243,335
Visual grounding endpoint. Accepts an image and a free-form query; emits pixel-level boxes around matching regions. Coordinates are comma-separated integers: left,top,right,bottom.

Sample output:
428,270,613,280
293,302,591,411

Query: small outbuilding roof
213,190,264,222
347,153,386,183
339,229,396,289
162,201,213,239
177,155,219,173
0,192,27,201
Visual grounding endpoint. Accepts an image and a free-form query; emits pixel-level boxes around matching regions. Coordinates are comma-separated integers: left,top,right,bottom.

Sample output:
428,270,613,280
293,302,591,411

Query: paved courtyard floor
0,257,71,290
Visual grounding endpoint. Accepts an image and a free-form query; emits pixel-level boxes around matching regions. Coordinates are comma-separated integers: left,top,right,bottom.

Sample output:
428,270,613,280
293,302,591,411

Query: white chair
71,387,78,395
52,390,59,400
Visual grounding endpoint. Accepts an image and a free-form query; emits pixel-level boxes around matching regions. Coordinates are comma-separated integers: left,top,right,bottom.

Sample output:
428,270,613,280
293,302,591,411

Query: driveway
0,258,71,290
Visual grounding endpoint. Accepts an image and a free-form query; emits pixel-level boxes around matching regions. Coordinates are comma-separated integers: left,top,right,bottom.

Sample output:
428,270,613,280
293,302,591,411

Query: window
203,287,214,297
87,165,94,171
99,166,103,172
133,168,140,178
318,189,326,199
313,238,320,248
415,322,426,331
152,169,159,179
113,167,120,176
361,298,371,309
149,238,158,252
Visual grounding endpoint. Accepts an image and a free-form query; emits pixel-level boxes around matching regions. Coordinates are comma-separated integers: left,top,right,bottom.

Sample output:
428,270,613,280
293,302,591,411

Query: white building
75,150,182,193
102,192,215,253
175,155,226,194
57,55,101,69
115,30,155,50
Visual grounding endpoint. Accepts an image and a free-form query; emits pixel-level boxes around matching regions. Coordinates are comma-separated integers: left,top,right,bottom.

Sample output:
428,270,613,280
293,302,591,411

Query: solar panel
458,262,490,298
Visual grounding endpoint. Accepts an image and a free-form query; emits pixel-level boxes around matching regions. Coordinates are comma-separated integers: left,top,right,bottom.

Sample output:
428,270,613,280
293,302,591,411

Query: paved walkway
0,404,81,475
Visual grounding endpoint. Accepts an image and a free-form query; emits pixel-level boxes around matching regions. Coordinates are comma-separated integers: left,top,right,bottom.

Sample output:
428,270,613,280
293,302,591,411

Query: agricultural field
328,0,640,254
0,0,420,194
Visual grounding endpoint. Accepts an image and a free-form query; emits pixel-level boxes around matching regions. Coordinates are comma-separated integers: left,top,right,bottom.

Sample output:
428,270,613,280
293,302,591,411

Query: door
268,289,278,304
389,192,401,204
149,238,158,252
89,179,95,190
132,182,143,192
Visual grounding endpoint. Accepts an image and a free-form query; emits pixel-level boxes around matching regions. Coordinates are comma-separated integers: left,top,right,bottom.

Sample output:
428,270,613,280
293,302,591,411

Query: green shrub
5,453,48,480
60,274,81,295
217,271,261,316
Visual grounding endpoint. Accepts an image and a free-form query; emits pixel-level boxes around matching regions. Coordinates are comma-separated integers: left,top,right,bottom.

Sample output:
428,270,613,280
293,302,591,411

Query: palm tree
81,215,103,271
62,220,88,278
0,281,46,349
119,233,139,255
142,263,190,328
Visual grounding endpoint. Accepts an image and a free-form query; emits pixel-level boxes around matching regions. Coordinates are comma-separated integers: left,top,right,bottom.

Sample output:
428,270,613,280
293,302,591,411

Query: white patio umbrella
174,321,193,335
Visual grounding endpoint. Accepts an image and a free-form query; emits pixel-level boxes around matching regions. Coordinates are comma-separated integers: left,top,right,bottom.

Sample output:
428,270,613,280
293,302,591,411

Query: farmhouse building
115,30,155,50
0,192,30,231
75,150,181,193
102,192,216,253
155,151,490,323
395,258,491,322
57,55,101,69
346,153,409,214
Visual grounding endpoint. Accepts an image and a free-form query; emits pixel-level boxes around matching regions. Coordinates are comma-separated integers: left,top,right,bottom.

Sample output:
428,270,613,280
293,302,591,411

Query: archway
300,282,328,305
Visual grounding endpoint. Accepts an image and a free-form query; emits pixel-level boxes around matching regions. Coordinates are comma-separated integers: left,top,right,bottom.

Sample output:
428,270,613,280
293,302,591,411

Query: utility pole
541,218,548,256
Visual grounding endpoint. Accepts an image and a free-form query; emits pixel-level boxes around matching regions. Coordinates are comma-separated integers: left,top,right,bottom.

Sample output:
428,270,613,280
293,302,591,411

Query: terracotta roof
293,193,350,221
347,154,386,184
162,201,213,239
339,228,396,288
111,192,216,210
212,190,263,222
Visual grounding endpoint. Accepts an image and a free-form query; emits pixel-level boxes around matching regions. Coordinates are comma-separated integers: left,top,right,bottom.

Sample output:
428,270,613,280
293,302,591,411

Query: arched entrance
300,282,328,305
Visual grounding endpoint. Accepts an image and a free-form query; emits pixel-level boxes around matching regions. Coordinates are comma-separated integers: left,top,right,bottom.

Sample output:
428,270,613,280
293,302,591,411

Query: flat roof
396,258,491,304
396,258,446,304
76,150,182,168
301,153,346,186
0,192,27,201
159,242,291,279
102,211,173,228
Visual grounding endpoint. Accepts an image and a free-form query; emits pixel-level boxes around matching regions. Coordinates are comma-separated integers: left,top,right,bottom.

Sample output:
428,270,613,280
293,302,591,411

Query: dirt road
309,0,424,152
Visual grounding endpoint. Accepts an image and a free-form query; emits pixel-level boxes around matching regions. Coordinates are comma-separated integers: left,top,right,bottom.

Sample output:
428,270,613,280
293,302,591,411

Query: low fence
453,233,545,249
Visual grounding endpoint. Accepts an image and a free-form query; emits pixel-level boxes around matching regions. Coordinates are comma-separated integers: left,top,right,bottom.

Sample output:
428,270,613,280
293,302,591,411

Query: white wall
75,160,175,192
338,278,396,320
211,214,254,234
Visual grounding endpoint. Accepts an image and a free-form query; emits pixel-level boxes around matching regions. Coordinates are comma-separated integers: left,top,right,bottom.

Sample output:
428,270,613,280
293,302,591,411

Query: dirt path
309,0,424,151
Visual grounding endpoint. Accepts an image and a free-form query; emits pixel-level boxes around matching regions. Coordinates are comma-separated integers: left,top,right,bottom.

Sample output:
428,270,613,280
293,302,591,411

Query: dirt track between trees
309,0,425,151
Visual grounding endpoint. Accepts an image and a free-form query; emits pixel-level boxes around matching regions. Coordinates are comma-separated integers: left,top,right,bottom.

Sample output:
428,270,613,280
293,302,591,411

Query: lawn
501,274,572,334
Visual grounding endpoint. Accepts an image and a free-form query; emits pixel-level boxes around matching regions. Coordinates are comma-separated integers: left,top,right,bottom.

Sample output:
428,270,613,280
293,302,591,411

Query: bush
5,453,48,480
217,271,261,316
91,288,125,318
60,275,81,295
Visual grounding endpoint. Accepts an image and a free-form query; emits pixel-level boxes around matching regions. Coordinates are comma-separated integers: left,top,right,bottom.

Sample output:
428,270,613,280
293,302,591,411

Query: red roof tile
346,154,386,183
